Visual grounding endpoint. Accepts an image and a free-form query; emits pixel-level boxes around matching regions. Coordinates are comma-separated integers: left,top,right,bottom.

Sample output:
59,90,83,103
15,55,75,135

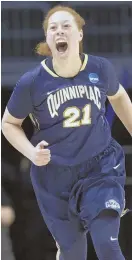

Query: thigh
74,176,125,233
68,141,126,232
30,163,87,252
31,175,84,253
78,152,125,230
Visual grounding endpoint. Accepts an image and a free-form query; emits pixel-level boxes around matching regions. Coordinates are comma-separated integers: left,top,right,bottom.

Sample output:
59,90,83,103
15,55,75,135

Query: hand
31,140,51,166
1,206,15,227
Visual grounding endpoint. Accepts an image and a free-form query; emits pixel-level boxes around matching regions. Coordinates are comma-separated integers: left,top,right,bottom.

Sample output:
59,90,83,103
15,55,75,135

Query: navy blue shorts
30,138,126,251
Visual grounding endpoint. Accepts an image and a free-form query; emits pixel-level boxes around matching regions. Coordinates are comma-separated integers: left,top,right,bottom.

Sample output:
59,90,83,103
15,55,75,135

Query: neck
52,53,82,78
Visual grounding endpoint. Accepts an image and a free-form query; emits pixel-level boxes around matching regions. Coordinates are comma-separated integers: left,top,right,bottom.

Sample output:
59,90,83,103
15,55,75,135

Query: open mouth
56,42,68,53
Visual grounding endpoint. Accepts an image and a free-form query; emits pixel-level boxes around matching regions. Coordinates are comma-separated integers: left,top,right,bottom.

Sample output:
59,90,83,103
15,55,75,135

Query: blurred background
1,1,132,260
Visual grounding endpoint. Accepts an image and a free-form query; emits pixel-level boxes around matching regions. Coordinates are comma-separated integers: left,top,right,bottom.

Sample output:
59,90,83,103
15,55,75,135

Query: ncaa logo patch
89,73,99,84
105,199,120,209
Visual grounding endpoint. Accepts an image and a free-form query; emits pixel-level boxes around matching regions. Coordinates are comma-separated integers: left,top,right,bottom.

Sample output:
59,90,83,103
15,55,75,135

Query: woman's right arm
2,108,35,161
2,71,51,166
2,108,51,166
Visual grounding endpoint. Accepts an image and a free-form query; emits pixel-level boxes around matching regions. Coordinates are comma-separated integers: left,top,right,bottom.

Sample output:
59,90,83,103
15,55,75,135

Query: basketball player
2,6,132,260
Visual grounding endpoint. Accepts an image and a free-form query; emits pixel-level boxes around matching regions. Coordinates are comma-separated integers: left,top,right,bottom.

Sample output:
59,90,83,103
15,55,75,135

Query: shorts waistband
92,138,115,162
48,138,116,172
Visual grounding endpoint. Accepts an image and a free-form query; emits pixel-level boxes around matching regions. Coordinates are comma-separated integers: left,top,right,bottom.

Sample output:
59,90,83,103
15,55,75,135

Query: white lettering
62,88,70,102
47,94,58,118
78,85,85,98
89,86,96,104
68,86,77,99
94,86,101,110
47,85,102,117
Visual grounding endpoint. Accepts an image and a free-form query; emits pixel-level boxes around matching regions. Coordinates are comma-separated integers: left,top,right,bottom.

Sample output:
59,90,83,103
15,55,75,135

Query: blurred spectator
1,186,15,260
1,205,15,227
1,157,56,260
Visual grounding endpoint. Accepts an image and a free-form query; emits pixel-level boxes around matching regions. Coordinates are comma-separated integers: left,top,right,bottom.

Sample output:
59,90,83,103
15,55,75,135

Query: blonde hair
35,5,85,56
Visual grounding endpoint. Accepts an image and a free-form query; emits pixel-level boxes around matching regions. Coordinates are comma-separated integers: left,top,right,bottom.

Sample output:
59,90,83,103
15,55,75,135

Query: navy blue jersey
7,54,120,165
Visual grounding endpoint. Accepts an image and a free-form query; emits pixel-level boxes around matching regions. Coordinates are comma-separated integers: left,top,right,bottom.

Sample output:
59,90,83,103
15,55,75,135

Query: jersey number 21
63,104,91,128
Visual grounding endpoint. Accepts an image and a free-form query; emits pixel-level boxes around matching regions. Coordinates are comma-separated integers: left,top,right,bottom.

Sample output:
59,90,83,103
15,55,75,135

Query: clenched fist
31,141,51,166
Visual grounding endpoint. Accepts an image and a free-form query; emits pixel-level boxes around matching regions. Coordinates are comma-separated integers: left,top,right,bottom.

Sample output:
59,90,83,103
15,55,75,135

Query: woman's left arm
107,84,132,136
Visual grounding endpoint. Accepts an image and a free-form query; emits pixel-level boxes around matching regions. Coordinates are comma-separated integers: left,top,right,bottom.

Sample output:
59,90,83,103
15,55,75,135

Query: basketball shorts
30,138,126,251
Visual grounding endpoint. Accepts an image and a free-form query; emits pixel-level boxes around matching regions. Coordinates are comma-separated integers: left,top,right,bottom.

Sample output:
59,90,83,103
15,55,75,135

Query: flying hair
35,5,85,56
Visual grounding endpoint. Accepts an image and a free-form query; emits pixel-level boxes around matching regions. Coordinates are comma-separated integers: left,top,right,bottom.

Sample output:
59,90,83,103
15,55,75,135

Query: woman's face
46,11,83,59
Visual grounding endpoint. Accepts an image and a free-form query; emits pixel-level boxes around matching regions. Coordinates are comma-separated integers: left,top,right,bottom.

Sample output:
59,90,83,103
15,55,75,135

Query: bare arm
2,108,51,165
107,84,132,136
2,108,35,161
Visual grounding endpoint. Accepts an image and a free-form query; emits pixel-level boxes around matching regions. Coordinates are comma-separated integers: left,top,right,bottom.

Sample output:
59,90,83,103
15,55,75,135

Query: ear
79,30,83,42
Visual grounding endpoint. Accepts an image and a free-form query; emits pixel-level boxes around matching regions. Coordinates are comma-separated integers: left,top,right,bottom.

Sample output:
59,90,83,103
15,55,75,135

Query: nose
56,26,64,36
